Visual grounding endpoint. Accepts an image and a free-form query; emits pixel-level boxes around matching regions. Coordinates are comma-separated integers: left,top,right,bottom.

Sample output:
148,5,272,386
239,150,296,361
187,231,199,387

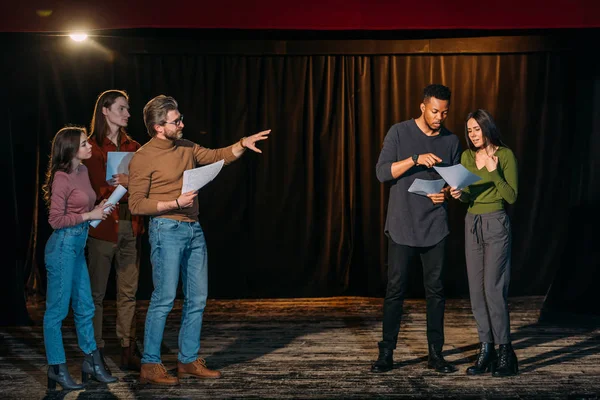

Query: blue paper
408,178,446,196
106,152,135,181
434,164,481,189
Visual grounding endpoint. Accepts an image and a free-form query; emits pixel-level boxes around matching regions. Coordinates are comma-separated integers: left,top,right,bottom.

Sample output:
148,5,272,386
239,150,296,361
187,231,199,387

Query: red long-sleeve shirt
83,134,144,242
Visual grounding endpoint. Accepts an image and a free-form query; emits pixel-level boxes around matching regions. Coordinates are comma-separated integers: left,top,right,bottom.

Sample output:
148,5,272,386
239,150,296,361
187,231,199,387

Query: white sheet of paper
408,178,446,196
90,185,127,228
182,160,225,194
106,152,135,181
434,164,482,189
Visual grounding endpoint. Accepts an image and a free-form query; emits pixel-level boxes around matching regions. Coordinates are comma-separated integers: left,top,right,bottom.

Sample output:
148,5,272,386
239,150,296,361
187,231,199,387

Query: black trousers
380,237,447,350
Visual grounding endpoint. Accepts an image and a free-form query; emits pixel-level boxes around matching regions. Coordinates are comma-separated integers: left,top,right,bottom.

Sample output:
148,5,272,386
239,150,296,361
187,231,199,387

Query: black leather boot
370,344,394,373
47,363,84,390
466,342,497,375
492,343,518,377
427,344,457,373
82,348,118,384
120,341,142,371
99,348,112,375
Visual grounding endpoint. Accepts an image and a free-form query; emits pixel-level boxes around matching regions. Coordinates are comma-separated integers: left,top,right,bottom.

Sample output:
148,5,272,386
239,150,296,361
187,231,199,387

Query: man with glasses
128,95,270,385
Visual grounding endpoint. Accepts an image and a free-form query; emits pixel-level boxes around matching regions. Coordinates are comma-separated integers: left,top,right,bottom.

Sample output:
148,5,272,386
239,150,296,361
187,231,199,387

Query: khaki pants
87,220,140,348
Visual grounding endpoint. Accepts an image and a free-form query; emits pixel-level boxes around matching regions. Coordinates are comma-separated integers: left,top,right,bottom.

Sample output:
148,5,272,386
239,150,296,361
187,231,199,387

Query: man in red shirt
83,90,144,371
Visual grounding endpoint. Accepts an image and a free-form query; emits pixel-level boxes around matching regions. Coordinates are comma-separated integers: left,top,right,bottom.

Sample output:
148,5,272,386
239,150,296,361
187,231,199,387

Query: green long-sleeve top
460,147,518,214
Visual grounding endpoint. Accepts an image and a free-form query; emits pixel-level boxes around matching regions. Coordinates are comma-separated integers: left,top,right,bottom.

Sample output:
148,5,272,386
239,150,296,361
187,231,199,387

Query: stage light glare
69,33,88,42
36,10,53,17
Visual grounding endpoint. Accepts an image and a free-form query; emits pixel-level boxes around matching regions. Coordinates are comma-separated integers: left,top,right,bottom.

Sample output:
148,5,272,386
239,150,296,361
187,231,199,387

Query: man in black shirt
371,84,461,374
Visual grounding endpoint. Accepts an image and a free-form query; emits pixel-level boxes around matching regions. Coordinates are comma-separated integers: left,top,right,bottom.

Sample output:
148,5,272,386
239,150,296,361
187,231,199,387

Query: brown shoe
177,358,222,379
139,363,179,385
120,342,142,371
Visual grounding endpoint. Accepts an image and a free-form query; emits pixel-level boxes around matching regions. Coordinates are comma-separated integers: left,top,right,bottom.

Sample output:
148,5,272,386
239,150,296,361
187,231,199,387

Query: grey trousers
87,220,140,348
465,210,512,344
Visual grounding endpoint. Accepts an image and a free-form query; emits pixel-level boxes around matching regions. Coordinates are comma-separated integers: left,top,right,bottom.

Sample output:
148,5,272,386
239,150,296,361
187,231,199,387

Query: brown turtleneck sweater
128,137,238,222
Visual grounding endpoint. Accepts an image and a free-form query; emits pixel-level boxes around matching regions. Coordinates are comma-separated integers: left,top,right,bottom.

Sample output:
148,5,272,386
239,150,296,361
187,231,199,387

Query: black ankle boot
82,349,118,384
99,348,112,374
427,344,457,373
47,363,84,390
466,342,497,375
492,343,518,377
370,344,393,373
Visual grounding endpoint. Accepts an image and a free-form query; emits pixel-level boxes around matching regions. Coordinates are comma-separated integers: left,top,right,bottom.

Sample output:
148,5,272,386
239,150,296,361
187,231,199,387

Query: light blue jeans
43,223,97,365
142,218,208,364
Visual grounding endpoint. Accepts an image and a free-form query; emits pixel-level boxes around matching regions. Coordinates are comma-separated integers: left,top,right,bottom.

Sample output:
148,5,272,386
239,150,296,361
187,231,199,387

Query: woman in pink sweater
42,126,117,390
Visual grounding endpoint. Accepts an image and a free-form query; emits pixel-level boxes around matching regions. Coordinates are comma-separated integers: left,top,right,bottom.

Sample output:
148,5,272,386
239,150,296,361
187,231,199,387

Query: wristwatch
412,154,419,165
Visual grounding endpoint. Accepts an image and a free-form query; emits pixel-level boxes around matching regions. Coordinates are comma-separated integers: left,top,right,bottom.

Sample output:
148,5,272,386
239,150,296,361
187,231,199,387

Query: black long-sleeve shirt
376,119,461,247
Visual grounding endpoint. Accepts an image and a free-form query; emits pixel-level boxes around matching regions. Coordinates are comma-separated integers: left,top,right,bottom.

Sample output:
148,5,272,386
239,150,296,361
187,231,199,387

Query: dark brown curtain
2,33,597,325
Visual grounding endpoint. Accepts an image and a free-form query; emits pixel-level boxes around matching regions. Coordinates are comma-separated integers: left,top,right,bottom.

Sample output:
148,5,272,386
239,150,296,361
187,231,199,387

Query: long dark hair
42,126,87,208
465,109,506,152
90,89,129,146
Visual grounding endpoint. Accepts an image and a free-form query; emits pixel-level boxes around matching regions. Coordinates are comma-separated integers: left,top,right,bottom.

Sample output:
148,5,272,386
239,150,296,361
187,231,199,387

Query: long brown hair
465,109,507,153
42,126,87,208
90,89,129,146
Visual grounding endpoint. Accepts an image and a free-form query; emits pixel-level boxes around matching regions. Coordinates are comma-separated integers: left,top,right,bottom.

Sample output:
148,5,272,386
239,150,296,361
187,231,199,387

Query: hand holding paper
449,187,463,199
177,191,198,209
408,179,446,197
106,152,135,182
110,173,129,187
90,185,127,228
434,164,481,189
86,200,112,224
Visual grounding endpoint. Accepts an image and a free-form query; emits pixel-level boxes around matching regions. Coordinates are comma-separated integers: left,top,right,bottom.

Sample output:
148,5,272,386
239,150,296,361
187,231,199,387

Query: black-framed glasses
165,114,184,126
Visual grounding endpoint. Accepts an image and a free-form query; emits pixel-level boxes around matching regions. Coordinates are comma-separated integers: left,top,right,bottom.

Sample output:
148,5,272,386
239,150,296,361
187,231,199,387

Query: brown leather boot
120,342,142,371
139,363,179,385
177,358,222,379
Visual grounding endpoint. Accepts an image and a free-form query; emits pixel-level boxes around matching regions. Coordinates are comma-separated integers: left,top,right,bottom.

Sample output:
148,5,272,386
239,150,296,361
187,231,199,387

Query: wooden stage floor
1,297,598,399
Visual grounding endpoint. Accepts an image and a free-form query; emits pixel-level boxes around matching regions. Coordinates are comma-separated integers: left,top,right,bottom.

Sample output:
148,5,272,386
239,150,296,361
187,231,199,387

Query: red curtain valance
1,0,599,33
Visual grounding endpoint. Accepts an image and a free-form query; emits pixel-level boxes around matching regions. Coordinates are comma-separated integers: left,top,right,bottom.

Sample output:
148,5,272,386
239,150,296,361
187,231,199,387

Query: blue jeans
142,218,208,364
44,223,97,365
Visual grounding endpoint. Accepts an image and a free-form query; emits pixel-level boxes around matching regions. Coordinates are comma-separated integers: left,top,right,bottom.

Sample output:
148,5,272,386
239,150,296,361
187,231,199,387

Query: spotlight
69,33,88,42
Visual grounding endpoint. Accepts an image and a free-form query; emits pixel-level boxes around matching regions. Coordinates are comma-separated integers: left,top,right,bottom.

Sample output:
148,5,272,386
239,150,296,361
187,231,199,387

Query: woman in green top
450,109,519,377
